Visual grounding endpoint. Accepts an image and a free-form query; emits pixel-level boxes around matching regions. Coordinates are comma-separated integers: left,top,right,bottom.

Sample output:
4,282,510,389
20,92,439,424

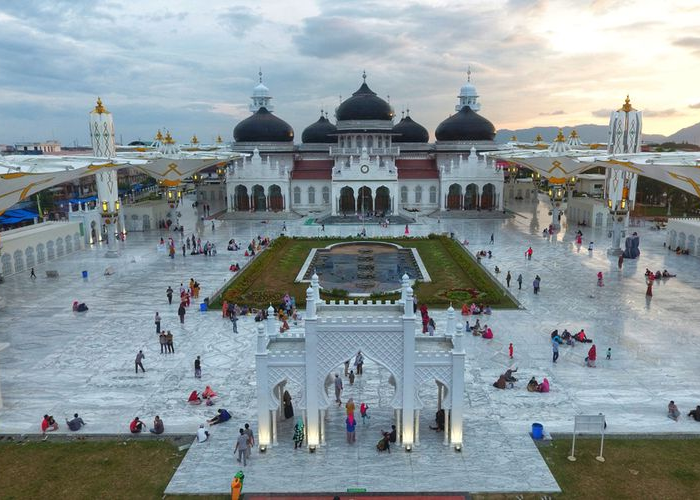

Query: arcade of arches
446,183,498,210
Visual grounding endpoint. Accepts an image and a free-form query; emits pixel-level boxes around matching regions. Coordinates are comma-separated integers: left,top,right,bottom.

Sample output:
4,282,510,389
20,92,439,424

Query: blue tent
0,208,38,224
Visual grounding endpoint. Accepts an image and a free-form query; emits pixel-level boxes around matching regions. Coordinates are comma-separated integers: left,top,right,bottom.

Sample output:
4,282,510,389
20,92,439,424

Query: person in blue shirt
207,408,231,425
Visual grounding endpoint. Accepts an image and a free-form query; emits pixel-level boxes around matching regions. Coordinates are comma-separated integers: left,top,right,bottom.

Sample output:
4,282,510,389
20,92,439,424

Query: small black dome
301,114,337,143
233,107,294,142
435,106,495,141
392,115,429,143
336,82,394,121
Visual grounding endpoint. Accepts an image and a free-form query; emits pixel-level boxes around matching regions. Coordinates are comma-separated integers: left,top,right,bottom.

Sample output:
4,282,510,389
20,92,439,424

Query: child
606,348,611,360
349,370,355,385
508,343,514,359
360,402,370,425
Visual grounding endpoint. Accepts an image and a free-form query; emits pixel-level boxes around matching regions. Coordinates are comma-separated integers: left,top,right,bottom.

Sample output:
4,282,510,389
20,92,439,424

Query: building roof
291,159,333,180
435,106,495,142
392,115,429,143
301,114,337,144
336,81,394,122
395,159,439,179
233,107,294,143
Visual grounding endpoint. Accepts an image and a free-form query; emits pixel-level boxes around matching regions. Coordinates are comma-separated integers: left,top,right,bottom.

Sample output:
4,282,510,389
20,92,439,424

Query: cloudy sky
1,0,699,145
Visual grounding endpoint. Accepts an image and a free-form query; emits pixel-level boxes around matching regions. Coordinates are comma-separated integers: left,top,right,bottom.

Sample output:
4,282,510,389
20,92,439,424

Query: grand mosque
227,71,504,216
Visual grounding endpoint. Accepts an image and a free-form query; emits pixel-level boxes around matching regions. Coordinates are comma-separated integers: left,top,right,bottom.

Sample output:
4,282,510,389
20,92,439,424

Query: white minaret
89,98,121,257
455,66,481,112
605,95,642,254
250,69,274,112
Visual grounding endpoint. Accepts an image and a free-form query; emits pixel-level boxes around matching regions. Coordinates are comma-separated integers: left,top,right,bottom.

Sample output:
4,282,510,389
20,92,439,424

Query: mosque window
429,186,437,203
400,186,408,203
293,187,301,204
308,186,316,205
415,185,422,203
322,186,330,204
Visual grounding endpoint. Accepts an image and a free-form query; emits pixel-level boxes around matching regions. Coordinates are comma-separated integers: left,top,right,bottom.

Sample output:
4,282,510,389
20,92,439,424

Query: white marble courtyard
1,197,700,495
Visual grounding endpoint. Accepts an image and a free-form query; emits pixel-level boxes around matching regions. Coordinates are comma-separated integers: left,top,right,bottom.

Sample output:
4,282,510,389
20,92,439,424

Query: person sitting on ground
493,374,507,389
482,325,493,339
207,408,231,425
188,390,202,405
41,414,59,433
130,417,145,433
461,303,470,316
197,424,210,443
537,377,550,393
66,413,86,431
575,329,592,343
377,431,392,453
72,301,88,312
494,266,501,274
202,386,217,400
483,305,492,315
429,409,445,431
668,401,681,421
655,270,662,280
150,415,164,434
388,424,397,443
527,377,539,392
561,329,574,345
688,405,700,422
662,269,676,278
504,368,518,384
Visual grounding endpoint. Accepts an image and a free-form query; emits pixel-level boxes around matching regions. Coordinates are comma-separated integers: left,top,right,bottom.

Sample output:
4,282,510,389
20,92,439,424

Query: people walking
159,331,167,353
533,275,541,294
244,423,255,458
334,374,343,405
234,428,249,466
552,339,559,363
30,267,36,279
194,356,201,378
166,331,174,353
360,402,370,424
293,418,304,449
155,312,161,333
230,312,238,334
526,247,533,260
135,350,146,373
178,303,186,324
346,415,357,444
354,351,364,375
509,342,514,359
517,273,523,290
166,286,173,305
506,271,511,288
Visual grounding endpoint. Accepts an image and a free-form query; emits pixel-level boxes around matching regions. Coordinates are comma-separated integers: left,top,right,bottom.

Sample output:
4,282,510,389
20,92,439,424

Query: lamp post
547,184,565,229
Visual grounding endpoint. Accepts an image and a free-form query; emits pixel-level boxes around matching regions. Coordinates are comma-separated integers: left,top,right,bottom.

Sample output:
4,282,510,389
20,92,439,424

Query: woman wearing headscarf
586,344,597,367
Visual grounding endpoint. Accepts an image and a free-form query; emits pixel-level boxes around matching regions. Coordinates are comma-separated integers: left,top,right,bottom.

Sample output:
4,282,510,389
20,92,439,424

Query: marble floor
1,197,699,495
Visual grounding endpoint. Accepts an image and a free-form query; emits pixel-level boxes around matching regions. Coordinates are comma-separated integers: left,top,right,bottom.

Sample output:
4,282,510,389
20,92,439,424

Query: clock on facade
360,165,369,174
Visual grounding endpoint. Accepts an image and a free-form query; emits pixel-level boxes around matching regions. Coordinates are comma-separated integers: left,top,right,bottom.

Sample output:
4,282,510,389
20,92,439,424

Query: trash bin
82,270,88,278
200,302,207,312
532,422,544,440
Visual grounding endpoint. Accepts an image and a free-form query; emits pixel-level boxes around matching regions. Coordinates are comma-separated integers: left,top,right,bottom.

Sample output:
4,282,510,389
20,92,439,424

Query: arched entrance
465,184,478,209
481,183,496,209
447,183,462,210
357,186,373,213
375,186,390,214
235,185,249,211
339,186,355,214
269,184,283,211
271,376,305,446
252,185,266,211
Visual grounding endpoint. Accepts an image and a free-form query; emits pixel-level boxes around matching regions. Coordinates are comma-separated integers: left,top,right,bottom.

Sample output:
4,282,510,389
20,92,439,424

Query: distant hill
496,124,675,145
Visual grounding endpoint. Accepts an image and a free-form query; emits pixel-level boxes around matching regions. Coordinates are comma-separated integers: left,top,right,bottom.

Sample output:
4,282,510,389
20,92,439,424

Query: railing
329,146,400,156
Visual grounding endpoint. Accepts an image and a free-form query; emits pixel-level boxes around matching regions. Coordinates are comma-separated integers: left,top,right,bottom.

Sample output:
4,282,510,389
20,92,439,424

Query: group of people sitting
461,303,492,316
493,367,518,389
227,239,241,251
229,262,241,272
466,319,493,338
187,385,217,406
475,249,492,261
668,402,700,422
645,268,676,279
551,328,592,346
376,424,397,452
72,301,88,312
130,416,164,434
527,376,550,393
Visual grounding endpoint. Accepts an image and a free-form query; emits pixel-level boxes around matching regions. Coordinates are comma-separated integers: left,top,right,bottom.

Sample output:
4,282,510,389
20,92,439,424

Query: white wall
0,221,82,276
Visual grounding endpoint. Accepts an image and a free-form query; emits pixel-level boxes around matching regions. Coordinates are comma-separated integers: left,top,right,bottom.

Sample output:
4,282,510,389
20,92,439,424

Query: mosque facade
226,72,504,216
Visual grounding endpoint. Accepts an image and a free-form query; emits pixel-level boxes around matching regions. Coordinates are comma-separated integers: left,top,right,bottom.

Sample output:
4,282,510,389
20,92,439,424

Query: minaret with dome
226,68,505,216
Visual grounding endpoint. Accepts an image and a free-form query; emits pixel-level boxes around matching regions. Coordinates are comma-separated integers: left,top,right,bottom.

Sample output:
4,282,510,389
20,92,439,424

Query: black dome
435,106,495,141
336,82,394,121
392,115,429,143
301,114,337,143
233,107,294,142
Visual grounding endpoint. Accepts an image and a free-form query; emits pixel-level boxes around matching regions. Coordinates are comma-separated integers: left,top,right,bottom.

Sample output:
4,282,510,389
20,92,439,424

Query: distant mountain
496,124,677,145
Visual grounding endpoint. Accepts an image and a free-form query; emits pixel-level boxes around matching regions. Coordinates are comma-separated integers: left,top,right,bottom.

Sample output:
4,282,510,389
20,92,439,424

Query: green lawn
215,235,517,310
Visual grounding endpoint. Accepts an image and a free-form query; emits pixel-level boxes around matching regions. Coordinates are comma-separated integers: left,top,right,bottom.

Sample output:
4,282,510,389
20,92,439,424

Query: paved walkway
1,197,699,495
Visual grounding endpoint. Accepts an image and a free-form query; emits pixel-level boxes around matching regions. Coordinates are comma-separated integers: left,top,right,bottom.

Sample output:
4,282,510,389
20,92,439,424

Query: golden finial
216,135,223,143
620,95,634,113
155,130,164,142
164,131,175,145
511,135,517,142
94,97,107,114
191,134,199,144
535,133,543,142
555,129,566,142
570,129,578,138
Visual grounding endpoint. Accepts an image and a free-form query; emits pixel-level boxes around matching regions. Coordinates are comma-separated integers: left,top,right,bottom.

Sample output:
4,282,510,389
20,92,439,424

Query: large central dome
435,106,495,141
336,82,394,121
233,107,294,142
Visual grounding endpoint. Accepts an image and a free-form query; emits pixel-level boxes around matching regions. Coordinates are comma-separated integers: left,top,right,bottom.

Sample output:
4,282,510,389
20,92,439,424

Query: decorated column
255,322,271,448
89,98,120,257
450,321,465,447
401,285,416,448
303,286,320,449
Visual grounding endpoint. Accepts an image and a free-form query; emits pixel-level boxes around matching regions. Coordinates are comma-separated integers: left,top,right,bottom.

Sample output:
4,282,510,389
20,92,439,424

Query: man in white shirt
197,424,209,443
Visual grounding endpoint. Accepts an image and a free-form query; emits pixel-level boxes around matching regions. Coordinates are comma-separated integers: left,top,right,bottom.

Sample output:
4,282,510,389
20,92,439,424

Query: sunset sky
1,0,699,145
